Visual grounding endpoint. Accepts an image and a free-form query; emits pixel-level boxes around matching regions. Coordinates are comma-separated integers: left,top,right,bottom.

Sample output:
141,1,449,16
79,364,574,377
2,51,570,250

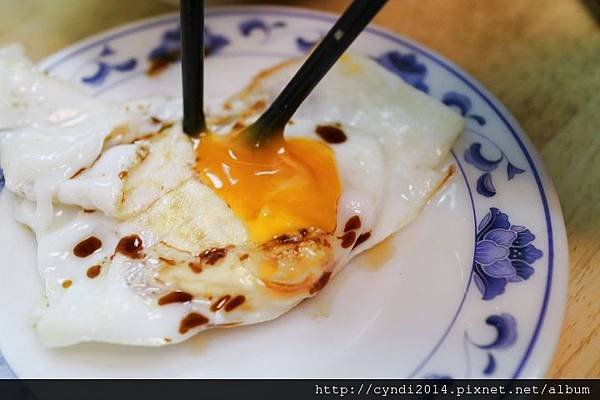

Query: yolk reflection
195,133,341,243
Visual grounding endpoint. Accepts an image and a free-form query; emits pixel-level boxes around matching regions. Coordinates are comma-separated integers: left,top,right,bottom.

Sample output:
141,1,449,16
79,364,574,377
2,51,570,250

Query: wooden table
1,0,598,378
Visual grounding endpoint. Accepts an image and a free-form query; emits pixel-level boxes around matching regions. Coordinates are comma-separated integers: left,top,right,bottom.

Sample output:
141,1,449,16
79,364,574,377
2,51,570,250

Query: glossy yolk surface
195,133,341,243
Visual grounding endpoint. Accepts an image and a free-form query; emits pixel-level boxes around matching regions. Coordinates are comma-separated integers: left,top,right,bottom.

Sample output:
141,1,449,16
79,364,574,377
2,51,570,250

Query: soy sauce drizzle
210,295,231,312
86,265,102,279
315,124,347,144
179,312,209,334
73,236,102,258
309,272,332,294
353,231,372,250
115,234,144,259
224,295,246,312
344,215,361,232
188,262,203,273
158,291,193,306
339,231,357,248
199,247,228,265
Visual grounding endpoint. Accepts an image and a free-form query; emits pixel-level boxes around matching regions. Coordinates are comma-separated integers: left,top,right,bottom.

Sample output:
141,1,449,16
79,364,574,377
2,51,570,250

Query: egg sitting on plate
0,45,463,347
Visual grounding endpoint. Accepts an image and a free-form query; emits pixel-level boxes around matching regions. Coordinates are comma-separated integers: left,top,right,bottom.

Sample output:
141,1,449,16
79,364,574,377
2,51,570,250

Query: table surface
1,0,598,378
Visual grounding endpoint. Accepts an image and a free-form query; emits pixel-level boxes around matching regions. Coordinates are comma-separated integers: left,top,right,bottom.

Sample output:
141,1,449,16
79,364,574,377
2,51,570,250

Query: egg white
0,46,463,347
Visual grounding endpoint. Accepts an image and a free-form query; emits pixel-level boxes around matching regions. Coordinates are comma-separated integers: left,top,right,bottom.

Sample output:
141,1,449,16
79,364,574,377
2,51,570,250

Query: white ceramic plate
0,6,568,379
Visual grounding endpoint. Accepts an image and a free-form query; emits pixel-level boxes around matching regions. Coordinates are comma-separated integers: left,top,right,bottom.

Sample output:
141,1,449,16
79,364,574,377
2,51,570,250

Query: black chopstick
180,0,206,136
245,0,388,145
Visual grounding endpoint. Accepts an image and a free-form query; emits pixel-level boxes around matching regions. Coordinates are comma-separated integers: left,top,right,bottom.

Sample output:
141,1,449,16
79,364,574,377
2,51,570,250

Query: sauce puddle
357,235,396,271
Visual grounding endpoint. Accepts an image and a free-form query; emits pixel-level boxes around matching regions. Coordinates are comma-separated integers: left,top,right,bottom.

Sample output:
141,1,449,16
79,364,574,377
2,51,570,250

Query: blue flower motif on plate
473,208,542,300
442,91,486,126
81,45,137,86
429,313,517,378
148,27,181,62
203,27,230,56
239,18,286,37
466,313,517,375
373,51,429,93
464,142,526,197
447,91,525,197
147,26,230,72
0,167,4,192
475,314,518,350
295,36,317,52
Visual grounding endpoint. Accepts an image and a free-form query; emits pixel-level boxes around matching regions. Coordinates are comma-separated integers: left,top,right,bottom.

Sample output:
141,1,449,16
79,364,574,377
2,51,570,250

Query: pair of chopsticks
180,0,388,145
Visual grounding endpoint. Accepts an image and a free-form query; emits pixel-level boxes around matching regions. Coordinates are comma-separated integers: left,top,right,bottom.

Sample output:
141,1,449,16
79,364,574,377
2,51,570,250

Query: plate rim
2,4,568,379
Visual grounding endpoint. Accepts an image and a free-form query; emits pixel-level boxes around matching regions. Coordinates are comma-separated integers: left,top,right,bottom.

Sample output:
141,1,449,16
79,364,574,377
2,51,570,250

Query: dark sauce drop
210,295,231,312
86,265,102,279
344,215,362,232
199,247,228,265
188,262,202,273
339,231,357,249
115,234,144,259
309,272,332,294
179,312,209,334
73,236,103,258
353,231,372,250
224,295,246,312
315,124,347,144
158,291,193,306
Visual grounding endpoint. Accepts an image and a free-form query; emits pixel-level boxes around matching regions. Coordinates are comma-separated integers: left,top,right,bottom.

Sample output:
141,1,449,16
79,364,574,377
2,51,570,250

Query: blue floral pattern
296,35,320,52
442,92,486,125
79,25,231,84
478,314,516,375
0,167,4,192
81,45,137,86
147,25,230,71
203,27,230,56
239,19,286,37
474,208,542,300
148,27,181,62
445,90,525,197
466,313,517,375
374,51,429,93
429,313,517,378
464,141,526,197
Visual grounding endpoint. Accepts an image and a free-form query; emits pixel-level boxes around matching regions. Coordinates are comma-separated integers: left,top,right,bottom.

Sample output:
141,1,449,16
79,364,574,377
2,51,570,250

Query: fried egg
0,45,463,347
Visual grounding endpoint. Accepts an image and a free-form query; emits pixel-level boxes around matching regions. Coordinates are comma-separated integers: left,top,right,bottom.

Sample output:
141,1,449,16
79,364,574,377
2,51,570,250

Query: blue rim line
17,8,552,379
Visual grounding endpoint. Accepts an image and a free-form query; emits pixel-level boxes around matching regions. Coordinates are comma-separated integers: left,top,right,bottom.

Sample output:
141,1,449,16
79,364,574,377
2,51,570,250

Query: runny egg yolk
195,133,341,243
